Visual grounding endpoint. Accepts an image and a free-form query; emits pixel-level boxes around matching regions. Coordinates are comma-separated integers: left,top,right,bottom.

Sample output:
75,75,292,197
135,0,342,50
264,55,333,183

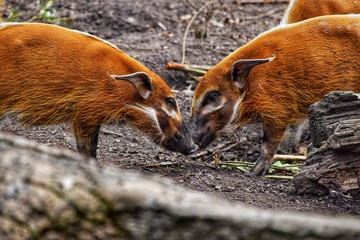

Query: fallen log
1,132,360,239
294,91,360,197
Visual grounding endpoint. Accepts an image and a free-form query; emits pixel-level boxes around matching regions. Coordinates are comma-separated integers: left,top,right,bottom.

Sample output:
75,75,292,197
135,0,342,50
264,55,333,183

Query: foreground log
1,133,360,239
294,91,360,197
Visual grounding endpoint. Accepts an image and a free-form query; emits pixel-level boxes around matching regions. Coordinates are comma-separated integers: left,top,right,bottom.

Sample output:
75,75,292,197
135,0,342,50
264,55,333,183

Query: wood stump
294,91,360,198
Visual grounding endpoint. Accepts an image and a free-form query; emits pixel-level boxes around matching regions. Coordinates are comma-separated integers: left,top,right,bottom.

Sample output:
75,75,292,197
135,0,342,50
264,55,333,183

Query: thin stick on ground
264,175,293,180
166,62,211,76
191,142,237,160
100,129,123,137
273,154,306,161
145,162,179,167
221,160,301,173
181,0,218,64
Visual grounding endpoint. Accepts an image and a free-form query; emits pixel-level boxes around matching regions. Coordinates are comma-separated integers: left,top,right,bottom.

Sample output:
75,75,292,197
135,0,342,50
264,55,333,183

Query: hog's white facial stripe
200,97,227,115
229,95,244,125
127,104,164,141
162,104,177,119
222,95,244,134
192,94,205,110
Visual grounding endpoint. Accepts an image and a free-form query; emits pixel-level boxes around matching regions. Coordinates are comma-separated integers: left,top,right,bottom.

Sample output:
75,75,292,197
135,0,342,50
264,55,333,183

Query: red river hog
189,15,360,175
0,23,198,158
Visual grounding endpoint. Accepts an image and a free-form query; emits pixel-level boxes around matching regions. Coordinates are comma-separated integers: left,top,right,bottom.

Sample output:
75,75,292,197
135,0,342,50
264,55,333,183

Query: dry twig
263,175,293,179
181,0,218,64
273,154,306,161
100,129,123,137
145,162,179,167
191,141,237,161
166,62,211,76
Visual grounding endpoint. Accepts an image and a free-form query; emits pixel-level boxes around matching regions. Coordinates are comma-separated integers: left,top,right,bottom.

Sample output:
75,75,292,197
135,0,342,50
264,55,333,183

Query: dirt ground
2,0,360,217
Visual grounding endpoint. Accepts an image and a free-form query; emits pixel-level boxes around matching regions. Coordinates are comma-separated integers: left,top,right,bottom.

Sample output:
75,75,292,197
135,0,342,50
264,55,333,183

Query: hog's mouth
161,125,199,155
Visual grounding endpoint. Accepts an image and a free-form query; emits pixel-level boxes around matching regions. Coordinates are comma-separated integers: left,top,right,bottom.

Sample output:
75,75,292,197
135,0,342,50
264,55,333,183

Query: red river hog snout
0,23,198,157
281,0,360,24
189,15,360,176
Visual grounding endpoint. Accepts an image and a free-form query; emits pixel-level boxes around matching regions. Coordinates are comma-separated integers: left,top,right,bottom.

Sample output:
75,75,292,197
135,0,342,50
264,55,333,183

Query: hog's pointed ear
111,72,153,99
231,56,275,89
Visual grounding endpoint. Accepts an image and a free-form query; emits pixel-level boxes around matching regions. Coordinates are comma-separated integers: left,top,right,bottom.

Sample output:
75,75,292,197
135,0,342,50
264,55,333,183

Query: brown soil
2,0,360,217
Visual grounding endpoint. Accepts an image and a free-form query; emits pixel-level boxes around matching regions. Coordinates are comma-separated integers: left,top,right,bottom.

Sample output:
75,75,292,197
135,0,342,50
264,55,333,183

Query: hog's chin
162,138,198,155
193,131,217,149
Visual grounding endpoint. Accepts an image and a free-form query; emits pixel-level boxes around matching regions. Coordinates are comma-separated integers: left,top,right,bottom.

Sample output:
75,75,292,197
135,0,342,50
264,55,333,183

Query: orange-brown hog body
282,0,360,24
0,23,197,157
280,0,360,155
190,15,360,175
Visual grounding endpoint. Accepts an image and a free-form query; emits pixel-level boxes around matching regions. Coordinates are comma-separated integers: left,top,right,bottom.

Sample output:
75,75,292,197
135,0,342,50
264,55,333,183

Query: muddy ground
2,0,360,217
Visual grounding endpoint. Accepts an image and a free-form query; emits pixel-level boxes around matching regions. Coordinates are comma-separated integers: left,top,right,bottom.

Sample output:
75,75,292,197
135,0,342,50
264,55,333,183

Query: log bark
294,91,360,197
308,91,360,149
1,133,360,240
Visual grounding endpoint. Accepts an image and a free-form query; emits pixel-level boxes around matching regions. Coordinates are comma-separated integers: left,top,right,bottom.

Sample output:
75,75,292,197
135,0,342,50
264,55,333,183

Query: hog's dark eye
166,97,177,110
203,91,220,105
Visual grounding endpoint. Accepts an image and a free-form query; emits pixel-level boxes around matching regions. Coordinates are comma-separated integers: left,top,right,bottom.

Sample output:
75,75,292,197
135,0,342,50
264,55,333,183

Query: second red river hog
189,14,360,176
